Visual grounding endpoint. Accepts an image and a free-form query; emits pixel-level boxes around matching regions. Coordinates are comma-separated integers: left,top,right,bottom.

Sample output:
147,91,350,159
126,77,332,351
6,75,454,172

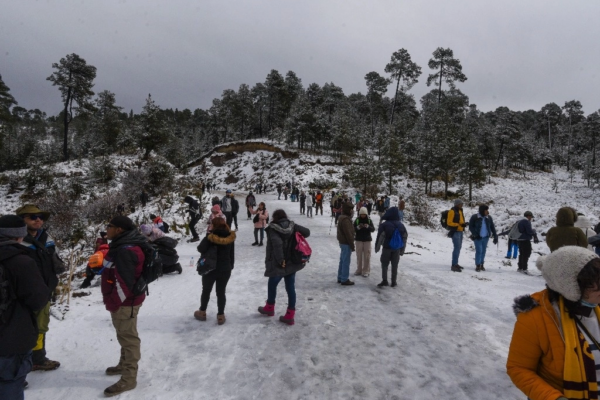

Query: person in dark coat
353,207,375,277
184,195,201,243
299,191,306,215
194,217,236,325
546,207,588,252
516,211,539,273
375,207,408,287
0,215,49,399
245,191,257,219
230,194,240,231
336,202,356,285
468,205,498,272
257,210,310,325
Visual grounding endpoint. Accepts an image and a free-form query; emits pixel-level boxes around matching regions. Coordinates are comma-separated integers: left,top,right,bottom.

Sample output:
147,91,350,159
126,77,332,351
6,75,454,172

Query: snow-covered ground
24,191,550,399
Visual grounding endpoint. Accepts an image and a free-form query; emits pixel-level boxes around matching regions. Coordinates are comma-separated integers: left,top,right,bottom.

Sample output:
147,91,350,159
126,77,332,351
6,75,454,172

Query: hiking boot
450,265,462,272
32,358,60,371
517,269,528,274
104,379,137,397
279,308,295,325
258,241,264,246
377,280,389,287
354,271,362,276
252,242,258,246
340,280,355,286
105,366,123,376
504,256,511,259
390,281,397,287
175,263,183,274
475,264,481,272
194,310,207,321
258,302,275,316
337,280,341,283
188,237,200,243
480,263,486,271
217,314,226,325
457,265,464,270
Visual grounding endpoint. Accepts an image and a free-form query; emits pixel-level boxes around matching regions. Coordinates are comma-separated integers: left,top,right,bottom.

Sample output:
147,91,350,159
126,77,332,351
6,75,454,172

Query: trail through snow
26,192,545,399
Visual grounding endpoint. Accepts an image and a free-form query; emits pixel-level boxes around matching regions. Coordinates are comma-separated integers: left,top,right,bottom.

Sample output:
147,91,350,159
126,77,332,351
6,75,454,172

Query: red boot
279,308,295,325
258,302,275,316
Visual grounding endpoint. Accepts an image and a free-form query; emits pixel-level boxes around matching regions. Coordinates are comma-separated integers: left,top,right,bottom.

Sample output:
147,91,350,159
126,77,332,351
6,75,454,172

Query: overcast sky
1,0,599,116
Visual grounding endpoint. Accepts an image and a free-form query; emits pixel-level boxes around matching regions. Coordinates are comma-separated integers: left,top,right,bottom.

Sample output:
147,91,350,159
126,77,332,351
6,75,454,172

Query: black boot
258,241,264,246
252,242,258,246
377,280,389,287
390,281,397,287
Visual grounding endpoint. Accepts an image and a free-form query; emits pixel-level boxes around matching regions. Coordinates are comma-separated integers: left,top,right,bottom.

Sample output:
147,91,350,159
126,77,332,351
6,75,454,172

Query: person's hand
281,260,286,268
461,223,468,228
493,237,498,245
534,238,540,244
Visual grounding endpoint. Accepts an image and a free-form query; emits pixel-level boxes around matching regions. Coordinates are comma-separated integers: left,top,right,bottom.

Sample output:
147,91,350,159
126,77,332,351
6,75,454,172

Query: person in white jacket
575,213,595,250
306,192,313,218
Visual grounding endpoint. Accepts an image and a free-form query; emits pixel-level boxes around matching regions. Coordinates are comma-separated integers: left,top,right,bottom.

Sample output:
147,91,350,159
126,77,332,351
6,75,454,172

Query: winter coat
221,196,233,213
375,200,386,213
154,237,179,266
337,215,356,250
246,194,256,207
231,197,240,216
468,214,498,240
197,228,235,271
574,215,595,251
375,208,408,254
447,207,466,232
0,239,49,356
249,207,269,229
353,216,375,242
20,229,63,297
546,207,588,252
383,197,390,209
264,219,310,277
141,224,165,242
306,195,313,207
517,218,538,241
101,229,147,312
300,194,306,205
506,289,568,400
184,196,201,218
315,193,323,205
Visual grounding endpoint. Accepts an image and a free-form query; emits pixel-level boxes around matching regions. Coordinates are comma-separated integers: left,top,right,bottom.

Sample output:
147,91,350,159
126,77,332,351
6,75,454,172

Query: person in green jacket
546,207,588,252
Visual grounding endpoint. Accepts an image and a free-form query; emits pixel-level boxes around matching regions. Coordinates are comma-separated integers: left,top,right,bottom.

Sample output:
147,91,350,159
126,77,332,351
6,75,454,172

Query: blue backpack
389,226,404,250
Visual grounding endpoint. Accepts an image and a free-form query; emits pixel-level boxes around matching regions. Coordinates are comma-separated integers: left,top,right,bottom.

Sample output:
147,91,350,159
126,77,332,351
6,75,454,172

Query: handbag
253,214,259,223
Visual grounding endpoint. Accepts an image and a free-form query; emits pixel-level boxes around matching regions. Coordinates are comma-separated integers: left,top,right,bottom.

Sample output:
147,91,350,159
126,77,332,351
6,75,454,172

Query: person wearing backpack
374,207,408,287
248,202,269,246
258,209,310,325
184,195,202,243
336,202,356,286
546,207,588,253
468,205,498,272
515,211,540,273
353,207,375,277
0,215,49,399
102,216,148,397
194,217,236,325
447,199,467,272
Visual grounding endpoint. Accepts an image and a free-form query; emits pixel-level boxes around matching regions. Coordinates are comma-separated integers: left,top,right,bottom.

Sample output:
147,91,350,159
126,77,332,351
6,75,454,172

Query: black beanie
109,216,136,231
0,215,28,238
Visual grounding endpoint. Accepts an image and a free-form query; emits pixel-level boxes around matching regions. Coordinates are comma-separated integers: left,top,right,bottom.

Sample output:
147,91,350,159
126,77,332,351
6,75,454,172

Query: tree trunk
437,62,444,104
62,87,72,161
494,140,504,171
390,76,401,125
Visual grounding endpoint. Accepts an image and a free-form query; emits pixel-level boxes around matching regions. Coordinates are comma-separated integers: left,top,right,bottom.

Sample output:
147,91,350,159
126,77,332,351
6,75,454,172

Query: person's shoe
258,241,264,246
517,269,528,274
390,281,397,287
175,263,183,274
252,242,258,246
32,358,60,371
188,237,200,243
377,280,389,287
217,314,226,325
480,263,486,271
194,310,207,321
354,271,362,276
513,257,517,259
475,264,481,272
337,280,341,284
450,265,462,272
24,381,28,389
340,280,355,286
505,256,511,259
105,365,123,376
279,308,295,325
457,265,464,270
258,302,275,316
104,379,137,397
362,273,369,277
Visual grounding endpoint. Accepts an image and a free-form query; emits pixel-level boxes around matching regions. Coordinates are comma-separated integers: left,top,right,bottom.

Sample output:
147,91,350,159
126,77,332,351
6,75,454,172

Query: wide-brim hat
15,204,51,221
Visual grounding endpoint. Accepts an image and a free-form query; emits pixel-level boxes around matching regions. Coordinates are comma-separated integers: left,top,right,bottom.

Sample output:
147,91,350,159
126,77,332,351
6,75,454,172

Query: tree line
1,48,599,199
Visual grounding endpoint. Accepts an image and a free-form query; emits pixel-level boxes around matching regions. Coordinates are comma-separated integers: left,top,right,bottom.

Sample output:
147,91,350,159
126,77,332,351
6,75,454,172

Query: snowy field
23,191,550,400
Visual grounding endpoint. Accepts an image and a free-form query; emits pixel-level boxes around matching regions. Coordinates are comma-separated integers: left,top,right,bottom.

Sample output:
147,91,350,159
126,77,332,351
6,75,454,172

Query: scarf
560,296,600,399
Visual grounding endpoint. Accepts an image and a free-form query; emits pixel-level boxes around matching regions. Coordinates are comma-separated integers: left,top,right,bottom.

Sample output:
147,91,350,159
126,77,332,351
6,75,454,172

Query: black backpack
441,210,450,230
0,262,16,324
129,243,161,296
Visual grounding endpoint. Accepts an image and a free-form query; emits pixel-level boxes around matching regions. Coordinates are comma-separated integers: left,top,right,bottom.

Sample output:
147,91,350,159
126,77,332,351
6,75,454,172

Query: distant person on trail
207,205,225,235
353,207,375,277
95,231,108,252
299,191,306,215
194,217,235,326
336,202,356,286
447,199,467,272
0,215,49,400
258,209,310,326
332,196,343,226
468,205,498,272
283,187,289,201
277,184,282,200
398,200,405,223
245,191,257,219
515,211,539,274
230,193,240,231
383,195,390,210
221,190,234,228
306,192,313,218
211,196,221,207
248,202,269,246
315,191,324,216
184,195,201,243
374,207,408,287
507,246,600,400
365,198,373,215
375,197,386,224
140,190,149,207
355,192,361,204
546,207,588,253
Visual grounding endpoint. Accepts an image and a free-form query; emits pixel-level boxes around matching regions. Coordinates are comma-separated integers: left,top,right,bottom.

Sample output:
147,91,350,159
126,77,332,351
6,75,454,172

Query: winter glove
460,223,468,228
533,235,540,244
493,237,498,245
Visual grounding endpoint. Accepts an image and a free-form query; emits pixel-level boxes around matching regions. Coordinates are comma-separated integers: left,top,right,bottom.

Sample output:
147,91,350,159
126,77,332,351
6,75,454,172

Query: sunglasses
27,214,45,221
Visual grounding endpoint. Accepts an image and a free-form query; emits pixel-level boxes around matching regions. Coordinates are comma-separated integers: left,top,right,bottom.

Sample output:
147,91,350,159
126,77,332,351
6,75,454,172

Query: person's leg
340,244,351,282
253,228,259,244
354,241,364,274
233,214,238,230
363,241,372,276
110,306,141,387
506,239,513,258
474,239,483,266
0,352,31,400
451,231,463,266
517,240,532,270
512,242,519,258
200,273,217,311
247,208,251,219
259,228,265,244
215,269,232,315
225,212,233,227
391,250,400,285
380,248,391,284
480,236,489,265
267,276,283,304
32,301,57,369
283,273,296,310
189,215,200,239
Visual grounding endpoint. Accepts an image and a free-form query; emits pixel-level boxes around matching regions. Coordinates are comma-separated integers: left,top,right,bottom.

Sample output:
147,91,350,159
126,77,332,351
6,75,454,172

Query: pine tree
426,48,467,104
138,94,169,160
384,49,421,125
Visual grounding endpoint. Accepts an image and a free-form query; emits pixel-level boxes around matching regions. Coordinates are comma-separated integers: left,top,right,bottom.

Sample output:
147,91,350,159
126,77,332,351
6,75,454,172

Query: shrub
406,193,435,229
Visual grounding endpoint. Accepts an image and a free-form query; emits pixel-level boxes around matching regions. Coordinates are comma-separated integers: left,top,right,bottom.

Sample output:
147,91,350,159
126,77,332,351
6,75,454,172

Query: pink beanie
211,205,221,213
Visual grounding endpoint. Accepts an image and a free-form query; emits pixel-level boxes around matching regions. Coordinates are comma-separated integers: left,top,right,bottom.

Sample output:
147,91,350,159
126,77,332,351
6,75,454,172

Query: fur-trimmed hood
207,230,236,246
512,294,540,316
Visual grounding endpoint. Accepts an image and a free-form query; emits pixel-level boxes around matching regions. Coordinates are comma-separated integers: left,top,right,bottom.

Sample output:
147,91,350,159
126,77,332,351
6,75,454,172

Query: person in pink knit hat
207,205,225,234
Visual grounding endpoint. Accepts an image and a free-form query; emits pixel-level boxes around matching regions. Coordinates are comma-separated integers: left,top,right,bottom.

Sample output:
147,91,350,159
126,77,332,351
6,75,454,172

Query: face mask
580,299,598,308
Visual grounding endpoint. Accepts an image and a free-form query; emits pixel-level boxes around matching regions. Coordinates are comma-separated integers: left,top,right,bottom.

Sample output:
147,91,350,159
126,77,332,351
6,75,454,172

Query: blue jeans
474,236,490,266
451,231,463,266
254,228,264,243
267,273,296,310
507,240,519,258
0,351,32,400
338,244,352,282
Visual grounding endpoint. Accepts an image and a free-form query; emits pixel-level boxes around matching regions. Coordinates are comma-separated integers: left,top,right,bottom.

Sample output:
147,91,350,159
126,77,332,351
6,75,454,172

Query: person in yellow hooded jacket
447,199,467,272
507,246,600,400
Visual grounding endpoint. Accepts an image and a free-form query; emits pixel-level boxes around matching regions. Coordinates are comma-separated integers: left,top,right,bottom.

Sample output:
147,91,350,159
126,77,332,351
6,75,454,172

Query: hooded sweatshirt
546,207,588,252
264,218,310,277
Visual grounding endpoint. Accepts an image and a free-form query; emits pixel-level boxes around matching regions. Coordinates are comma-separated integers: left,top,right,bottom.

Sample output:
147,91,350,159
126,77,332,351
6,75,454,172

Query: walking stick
329,212,334,235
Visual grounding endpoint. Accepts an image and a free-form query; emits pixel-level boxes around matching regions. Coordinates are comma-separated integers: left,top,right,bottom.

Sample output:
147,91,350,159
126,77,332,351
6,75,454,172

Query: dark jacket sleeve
197,237,211,254
294,223,310,239
230,242,235,269
13,255,49,312
468,214,477,237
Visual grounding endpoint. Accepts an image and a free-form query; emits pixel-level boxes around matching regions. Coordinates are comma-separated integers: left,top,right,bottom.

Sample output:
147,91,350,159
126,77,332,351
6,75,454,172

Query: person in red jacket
101,216,147,397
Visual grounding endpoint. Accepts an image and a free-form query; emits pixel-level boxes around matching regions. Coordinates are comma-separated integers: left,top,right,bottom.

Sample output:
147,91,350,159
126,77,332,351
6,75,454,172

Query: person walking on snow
245,191,257,219
184,196,201,243
248,202,269,246
299,191,306,215
306,192,313,218
515,211,539,273
230,193,240,231
468,205,498,272
353,207,375,277
374,207,408,287
447,199,467,272
336,202,356,285
221,190,234,228
257,209,310,325
194,217,236,325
